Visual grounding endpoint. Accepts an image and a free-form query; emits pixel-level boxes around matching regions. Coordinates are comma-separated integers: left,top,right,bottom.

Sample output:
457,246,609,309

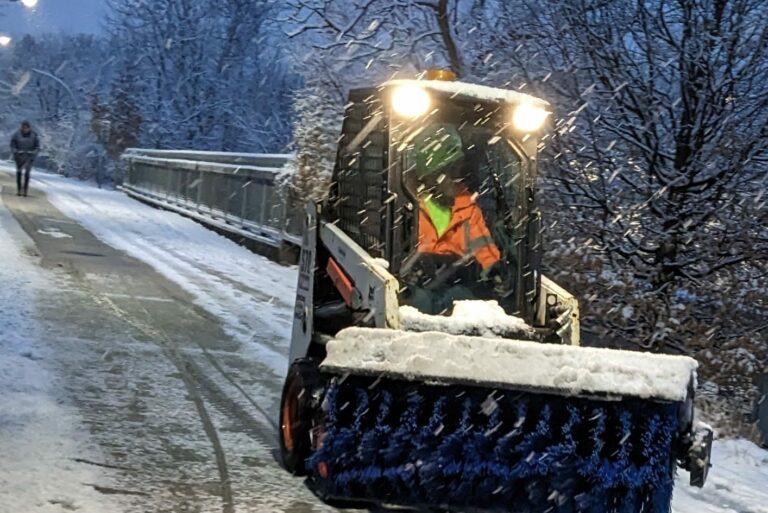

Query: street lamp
1,0,36,47
7,0,38,8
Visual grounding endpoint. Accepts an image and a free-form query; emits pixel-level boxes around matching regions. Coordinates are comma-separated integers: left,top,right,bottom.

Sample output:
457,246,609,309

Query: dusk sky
2,0,105,37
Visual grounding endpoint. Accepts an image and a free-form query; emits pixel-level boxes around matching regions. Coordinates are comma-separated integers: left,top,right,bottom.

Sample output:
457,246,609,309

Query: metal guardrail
120,148,302,256
124,149,293,168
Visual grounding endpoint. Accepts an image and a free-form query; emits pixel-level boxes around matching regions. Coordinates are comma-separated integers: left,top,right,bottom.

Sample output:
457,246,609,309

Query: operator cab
327,75,549,321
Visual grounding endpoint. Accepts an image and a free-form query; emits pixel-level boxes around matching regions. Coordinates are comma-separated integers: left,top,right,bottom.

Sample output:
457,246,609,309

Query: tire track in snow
93,293,238,513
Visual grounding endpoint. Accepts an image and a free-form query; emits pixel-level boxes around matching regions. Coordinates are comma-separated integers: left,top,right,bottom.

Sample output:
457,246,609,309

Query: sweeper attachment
280,73,712,512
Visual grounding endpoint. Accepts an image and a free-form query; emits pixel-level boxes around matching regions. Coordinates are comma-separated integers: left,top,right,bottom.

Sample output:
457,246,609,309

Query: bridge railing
120,148,302,261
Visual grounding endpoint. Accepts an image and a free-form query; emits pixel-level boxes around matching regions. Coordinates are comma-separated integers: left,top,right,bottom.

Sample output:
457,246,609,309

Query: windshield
395,105,524,316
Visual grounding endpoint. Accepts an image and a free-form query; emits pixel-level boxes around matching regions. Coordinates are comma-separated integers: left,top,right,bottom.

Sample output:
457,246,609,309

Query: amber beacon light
425,69,457,81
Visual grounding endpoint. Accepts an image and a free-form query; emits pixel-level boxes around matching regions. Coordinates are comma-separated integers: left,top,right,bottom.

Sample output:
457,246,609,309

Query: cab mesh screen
331,92,388,258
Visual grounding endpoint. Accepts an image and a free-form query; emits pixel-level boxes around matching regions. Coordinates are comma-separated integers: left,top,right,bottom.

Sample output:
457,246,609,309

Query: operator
402,123,502,314
10,120,41,197
411,123,501,271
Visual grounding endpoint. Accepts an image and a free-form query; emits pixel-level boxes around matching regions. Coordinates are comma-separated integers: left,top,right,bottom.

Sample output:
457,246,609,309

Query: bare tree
495,0,767,342
281,0,479,82
479,0,768,421
105,0,298,152
0,34,113,173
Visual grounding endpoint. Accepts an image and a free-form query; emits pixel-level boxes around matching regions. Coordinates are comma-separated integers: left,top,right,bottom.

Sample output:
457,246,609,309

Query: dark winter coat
10,129,41,163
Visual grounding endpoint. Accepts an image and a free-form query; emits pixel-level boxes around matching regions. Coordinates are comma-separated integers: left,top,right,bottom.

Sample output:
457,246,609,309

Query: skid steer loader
280,71,713,512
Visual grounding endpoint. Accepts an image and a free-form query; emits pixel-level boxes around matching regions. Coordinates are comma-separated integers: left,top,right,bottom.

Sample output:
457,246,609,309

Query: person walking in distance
10,121,41,197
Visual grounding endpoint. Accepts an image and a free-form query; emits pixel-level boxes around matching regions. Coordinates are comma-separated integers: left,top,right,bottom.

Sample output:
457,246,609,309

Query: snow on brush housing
323,302,697,402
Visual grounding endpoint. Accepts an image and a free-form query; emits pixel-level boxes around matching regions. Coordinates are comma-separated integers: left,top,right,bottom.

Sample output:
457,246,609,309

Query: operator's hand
480,261,502,281
480,261,508,296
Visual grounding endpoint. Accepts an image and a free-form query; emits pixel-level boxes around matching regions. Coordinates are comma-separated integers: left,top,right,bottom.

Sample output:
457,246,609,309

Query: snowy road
0,166,766,513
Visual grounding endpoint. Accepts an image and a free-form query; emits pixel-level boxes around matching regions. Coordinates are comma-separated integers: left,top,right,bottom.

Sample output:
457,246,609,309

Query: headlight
512,104,549,132
391,85,431,118
0,36,11,47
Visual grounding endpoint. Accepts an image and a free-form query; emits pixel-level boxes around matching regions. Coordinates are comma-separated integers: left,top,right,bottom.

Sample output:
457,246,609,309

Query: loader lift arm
319,222,400,330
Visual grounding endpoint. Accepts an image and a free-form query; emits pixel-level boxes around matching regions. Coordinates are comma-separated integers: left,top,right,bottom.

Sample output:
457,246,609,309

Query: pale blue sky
2,0,105,37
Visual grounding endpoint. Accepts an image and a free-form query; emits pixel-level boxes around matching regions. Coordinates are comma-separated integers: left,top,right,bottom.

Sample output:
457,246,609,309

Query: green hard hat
412,123,464,177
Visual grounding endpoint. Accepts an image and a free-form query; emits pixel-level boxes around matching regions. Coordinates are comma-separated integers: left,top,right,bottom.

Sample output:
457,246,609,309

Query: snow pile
384,79,549,108
399,300,537,339
322,327,698,401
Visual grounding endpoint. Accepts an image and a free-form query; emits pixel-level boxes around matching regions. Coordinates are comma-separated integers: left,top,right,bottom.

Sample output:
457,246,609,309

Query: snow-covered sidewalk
26,168,298,378
0,185,125,512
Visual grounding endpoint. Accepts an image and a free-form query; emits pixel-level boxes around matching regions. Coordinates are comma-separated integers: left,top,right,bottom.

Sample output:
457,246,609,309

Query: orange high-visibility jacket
417,191,501,269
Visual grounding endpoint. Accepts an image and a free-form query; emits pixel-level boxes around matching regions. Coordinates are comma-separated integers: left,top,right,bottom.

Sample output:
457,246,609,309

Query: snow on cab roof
383,79,549,109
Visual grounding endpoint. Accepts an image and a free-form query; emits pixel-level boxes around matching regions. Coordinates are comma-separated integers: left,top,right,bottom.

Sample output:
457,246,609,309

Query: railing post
196,163,204,213
224,174,233,222
260,181,269,227
166,160,173,202
240,179,248,228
